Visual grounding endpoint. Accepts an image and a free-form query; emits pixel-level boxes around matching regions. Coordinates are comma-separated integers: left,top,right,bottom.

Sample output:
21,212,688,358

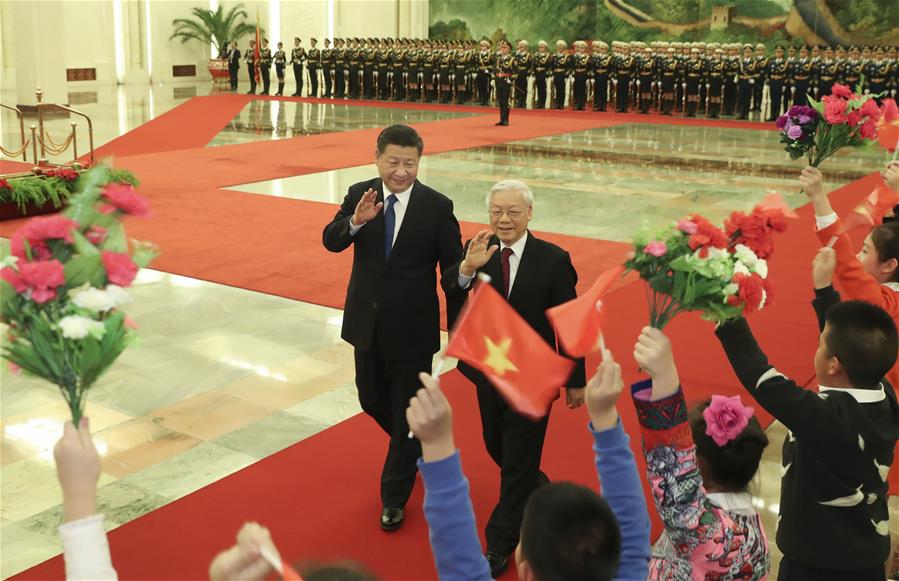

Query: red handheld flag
447,281,574,419
546,265,625,357
842,182,899,233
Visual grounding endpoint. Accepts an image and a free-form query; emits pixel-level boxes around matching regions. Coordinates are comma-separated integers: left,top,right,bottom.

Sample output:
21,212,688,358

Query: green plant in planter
170,3,259,59
0,168,138,212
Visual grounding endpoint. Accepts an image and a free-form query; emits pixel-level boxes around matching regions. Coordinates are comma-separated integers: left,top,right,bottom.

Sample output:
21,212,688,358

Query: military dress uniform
723,50,740,115
362,45,375,99
334,42,346,98
453,48,468,104
791,53,813,106
393,46,407,101
841,54,864,92
273,48,287,96
817,55,839,97
569,50,589,110
259,45,273,94
513,49,532,108
407,46,421,101
438,49,453,103
307,44,321,97
766,54,788,120
290,44,306,97
613,50,634,112
866,55,893,100
422,47,437,102
659,51,681,115
737,51,759,119
495,50,515,125
683,56,704,117
706,56,725,118
375,45,390,100
636,52,655,114
322,44,334,98
245,46,258,94
591,49,612,111
477,48,494,106
753,51,768,111
532,50,551,109
228,45,241,91
347,44,361,99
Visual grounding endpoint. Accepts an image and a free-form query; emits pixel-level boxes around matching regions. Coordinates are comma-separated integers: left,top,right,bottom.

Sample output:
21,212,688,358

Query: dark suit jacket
442,231,587,388
323,178,462,359
229,49,241,68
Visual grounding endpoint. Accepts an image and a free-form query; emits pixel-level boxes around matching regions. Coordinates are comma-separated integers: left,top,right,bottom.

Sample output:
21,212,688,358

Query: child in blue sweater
408,359,651,581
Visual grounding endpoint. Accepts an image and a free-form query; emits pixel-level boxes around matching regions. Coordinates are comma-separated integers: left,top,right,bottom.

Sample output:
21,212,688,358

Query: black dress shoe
486,551,509,578
380,507,404,531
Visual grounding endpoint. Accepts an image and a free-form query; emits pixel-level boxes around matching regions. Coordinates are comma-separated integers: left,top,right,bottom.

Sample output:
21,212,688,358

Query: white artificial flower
70,285,116,313
703,247,729,260
722,283,739,302
754,258,769,279
59,315,106,340
733,261,751,277
105,285,133,308
733,244,759,267
759,289,768,310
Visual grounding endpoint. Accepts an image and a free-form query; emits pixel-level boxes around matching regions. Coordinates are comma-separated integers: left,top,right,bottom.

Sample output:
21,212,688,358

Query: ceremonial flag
845,182,899,231
254,9,261,84
546,265,624,357
447,279,574,419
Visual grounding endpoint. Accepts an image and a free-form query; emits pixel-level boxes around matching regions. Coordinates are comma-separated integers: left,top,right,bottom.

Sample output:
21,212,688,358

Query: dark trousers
819,81,834,98
476,72,491,105
229,64,239,89
778,558,884,581
247,64,257,93
723,79,737,114
497,77,511,123
308,66,319,97
476,377,550,555
323,66,332,97
514,75,528,107
792,80,809,106
768,79,784,119
261,66,271,94
616,76,630,112
534,73,547,108
752,78,764,110
378,69,389,99
363,67,374,98
335,68,345,97
394,71,406,100
552,73,566,108
572,74,587,110
292,63,303,96
593,75,608,110
354,343,431,509
737,80,753,118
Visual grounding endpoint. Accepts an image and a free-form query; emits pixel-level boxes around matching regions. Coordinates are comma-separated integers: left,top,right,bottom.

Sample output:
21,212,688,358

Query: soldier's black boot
276,83,284,96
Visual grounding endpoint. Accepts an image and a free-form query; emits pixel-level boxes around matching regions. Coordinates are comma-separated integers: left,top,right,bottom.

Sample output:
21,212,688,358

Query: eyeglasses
489,208,526,219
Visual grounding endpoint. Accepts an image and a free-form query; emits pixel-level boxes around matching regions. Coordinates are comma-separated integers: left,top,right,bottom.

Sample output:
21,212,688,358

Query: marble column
11,0,67,106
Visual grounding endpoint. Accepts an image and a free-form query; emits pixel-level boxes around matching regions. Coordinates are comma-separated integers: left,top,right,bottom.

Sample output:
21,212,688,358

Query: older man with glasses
441,179,587,578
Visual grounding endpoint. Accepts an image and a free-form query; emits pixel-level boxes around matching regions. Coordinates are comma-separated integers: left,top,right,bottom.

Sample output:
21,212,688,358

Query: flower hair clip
703,394,755,447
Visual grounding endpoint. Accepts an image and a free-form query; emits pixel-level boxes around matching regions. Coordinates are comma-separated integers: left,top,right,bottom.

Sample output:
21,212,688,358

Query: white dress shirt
348,183,413,248
459,233,528,293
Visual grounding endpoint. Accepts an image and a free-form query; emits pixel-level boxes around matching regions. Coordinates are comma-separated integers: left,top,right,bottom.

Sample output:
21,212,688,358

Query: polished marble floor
0,80,891,579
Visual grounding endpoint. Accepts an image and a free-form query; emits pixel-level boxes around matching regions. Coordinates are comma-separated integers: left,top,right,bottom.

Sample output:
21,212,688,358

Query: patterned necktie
501,247,513,298
383,194,398,258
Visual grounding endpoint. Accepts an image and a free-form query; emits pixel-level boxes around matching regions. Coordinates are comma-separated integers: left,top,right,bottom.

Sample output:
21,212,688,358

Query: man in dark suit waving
322,125,463,532
442,179,586,577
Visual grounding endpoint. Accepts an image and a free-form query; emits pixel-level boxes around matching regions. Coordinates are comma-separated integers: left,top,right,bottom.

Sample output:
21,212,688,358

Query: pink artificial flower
10,216,78,260
860,119,878,140
100,183,150,217
7,362,21,374
101,251,138,287
0,267,26,293
124,316,140,330
677,219,698,234
823,97,849,125
787,124,803,139
703,394,755,446
861,99,881,120
883,99,899,123
830,83,852,99
17,260,65,304
643,240,668,257
86,226,108,246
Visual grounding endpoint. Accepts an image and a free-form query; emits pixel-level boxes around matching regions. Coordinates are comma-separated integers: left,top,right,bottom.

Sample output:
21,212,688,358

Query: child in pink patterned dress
631,327,770,580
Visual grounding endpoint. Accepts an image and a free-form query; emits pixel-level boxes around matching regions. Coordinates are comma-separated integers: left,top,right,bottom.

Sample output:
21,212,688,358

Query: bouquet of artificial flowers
626,201,791,329
0,164,156,424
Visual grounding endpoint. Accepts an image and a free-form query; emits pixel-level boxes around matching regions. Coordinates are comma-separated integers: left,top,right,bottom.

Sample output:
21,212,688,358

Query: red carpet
6,95,876,580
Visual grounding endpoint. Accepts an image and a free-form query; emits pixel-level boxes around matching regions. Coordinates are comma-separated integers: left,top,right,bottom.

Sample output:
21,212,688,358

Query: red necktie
501,247,513,298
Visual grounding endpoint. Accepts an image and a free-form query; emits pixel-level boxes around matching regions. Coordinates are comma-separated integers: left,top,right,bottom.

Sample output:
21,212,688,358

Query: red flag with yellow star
546,265,624,357
447,280,574,419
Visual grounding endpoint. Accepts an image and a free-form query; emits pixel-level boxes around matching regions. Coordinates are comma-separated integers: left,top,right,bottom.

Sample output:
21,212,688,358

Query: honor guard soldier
513,40,533,108
659,46,680,115
792,45,814,106
551,40,570,109
476,40,494,106
683,47,704,117
466,41,478,103
834,45,848,84
289,38,305,97
766,45,788,121
259,38,273,95
613,42,634,112
784,45,797,112
334,38,346,98
422,41,437,102
406,40,422,101
307,38,321,97
438,43,453,103
570,41,590,110
273,41,287,96
636,44,655,114
723,44,740,115
245,40,258,94
394,40,407,101
590,40,612,111
322,39,334,98
737,43,759,119
228,41,241,91
495,39,515,125
697,43,709,113
817,46,838,97
752,43,767,112
706,48,726,118
532,41,551,109
361,39,375,99
375,39,390,100
866,46,892,100
842,46,864,91
453,42,468,104
347,39,360,99
675,42,687,110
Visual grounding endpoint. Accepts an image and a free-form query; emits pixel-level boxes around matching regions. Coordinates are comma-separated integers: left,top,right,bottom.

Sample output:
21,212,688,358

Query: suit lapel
508,231,539,303
370,180,387,268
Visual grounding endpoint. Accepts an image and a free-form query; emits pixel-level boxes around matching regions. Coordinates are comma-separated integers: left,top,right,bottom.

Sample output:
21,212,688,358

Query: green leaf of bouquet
808,95,824,115
71,229,100,257
2,344,51,378
64,255,102,287
65,165,111,225
0,279,19,320
27,322,65,382
102,223,127,253
131,241,159,269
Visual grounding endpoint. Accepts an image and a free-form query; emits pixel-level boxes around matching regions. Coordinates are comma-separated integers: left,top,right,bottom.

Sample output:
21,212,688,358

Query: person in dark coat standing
228,41,241,91
322,125,463,533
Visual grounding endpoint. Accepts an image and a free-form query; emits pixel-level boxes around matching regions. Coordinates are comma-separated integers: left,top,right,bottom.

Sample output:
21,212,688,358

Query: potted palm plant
170,3,258,84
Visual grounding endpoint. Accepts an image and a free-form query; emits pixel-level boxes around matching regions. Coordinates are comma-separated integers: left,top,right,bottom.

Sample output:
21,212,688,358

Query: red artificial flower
847,109,862,128
727,272,766,313
823,96,849,125
10,216,78,260
45,168,79,182
101,251,138,287
17,260,65,304
0,267,26,293
686,214,727,257
763,277,775,308
830,84,852,99
726,206,789,259
860,119,878,140
86,226,108,246
100,183,150,217
0,179,10,191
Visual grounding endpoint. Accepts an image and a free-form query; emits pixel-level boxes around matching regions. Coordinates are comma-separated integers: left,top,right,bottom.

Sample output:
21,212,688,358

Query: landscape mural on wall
428,0,898,48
